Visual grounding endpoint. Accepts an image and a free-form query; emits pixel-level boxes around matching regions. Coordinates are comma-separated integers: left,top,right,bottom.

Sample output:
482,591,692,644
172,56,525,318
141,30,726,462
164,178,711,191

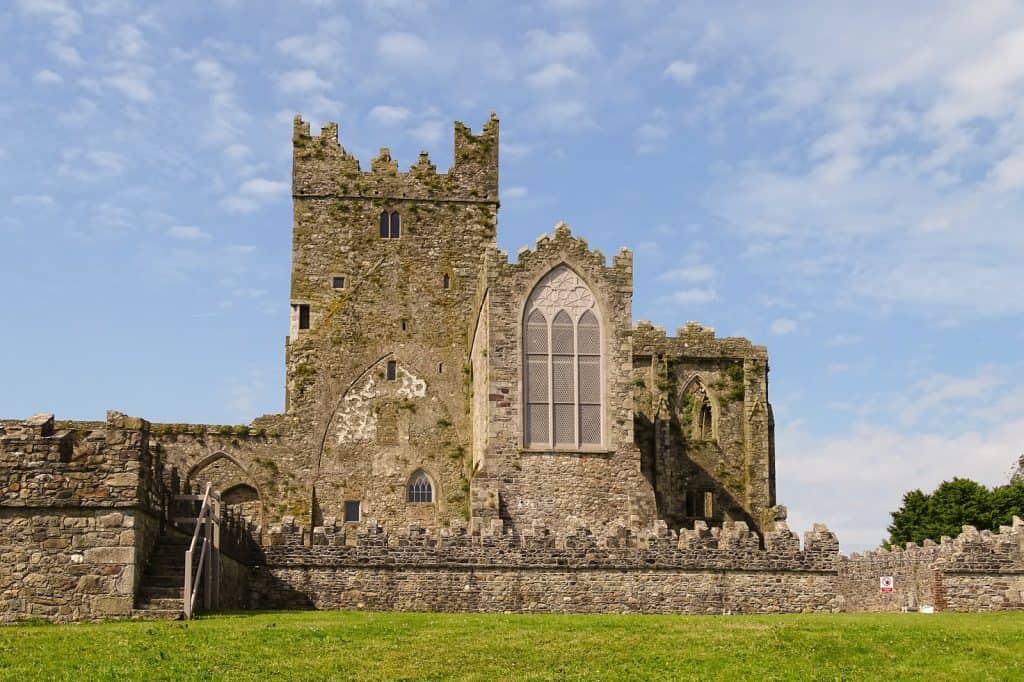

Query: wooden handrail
182,482,219,619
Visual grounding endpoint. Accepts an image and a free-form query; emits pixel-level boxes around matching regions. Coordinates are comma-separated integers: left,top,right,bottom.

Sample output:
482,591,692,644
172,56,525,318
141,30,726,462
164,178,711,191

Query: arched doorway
186,452,265,544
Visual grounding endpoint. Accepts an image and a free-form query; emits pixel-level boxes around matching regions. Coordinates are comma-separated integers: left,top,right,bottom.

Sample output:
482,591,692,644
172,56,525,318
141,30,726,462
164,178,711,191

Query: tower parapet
292,113,499,202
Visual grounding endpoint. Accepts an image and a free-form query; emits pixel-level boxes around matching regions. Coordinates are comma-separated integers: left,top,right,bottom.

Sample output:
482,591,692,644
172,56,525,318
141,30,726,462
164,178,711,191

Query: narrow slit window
443,273,450,289
379,211,389,238
386,360,397,381
438,362,443,374
407,470,433,503
401,320,407,332
332,276,346,289
389,211,401,238
298,304,310,330
343,500,360,523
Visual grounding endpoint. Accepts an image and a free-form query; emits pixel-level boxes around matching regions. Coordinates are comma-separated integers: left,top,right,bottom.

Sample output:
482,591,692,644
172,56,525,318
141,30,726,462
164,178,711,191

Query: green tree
885,478,1001,547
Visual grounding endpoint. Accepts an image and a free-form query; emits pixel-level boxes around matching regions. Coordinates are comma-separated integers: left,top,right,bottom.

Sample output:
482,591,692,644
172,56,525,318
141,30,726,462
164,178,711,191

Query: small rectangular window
344,500,360,523
389,212,400,238
704,490,714,519
332,276,345,289
386,360,397,381
298,304,310,330
443,273,450,289
685,491,699,518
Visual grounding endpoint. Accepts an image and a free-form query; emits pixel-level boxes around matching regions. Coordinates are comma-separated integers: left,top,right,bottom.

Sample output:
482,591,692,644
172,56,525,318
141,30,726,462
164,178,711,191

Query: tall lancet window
523,265,604,448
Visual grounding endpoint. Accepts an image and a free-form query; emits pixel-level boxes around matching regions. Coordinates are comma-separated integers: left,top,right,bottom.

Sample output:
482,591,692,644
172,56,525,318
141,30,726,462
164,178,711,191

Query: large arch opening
187,452,265,545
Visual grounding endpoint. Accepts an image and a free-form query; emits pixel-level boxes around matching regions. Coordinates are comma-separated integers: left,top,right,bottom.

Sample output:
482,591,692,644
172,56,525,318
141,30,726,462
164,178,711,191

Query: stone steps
133,531,191,620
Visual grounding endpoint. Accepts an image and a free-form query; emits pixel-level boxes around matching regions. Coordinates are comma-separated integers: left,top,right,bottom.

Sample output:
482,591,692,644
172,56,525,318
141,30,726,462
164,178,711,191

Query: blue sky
3,0,1024,550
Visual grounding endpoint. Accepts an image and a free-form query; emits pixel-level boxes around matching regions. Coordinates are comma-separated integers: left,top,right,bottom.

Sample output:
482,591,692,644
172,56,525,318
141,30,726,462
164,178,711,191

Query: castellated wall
0,412,163,622
838,518,1024,612
251,517,844,615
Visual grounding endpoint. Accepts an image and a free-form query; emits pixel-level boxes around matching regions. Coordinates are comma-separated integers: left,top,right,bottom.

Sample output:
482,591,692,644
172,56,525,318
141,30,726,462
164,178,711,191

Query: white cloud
409,119,443,146
634,121,670,154
531,99,595,132
59,149,126,179
34,69,63,85
990,146,1024,191
276,17,348,67
778,386,1024,551
12,194,55,208
49,42,83,66
523,30,597,63
17,0,81,39
168,225,210,241
659,264,716,283
504,186,528,199
110,23,145,57
525,62,579,89
377,32,430,64
222,178,289,213
770,318,798,335
194,59,234,92
369,105,410,126
224,143,250,161
659,288,717,305
277,69,329,94
104,71,154,102
826,333,862,347
664,60,697,83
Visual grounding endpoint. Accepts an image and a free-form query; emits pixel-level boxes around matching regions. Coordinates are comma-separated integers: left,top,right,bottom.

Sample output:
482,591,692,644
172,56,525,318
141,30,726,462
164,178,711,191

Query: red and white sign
880,576,894,592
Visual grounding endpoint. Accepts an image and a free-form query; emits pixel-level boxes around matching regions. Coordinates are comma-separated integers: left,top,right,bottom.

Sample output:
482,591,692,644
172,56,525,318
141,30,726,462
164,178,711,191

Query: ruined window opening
386,360,397,381
443,273,450,289
698,396,713,440
407,470,433,503
298,304,310,330
379,211,389,238
344,500,360,523
685,490,713,518
523,265,603,449
332,276,346,289
389,211,401,238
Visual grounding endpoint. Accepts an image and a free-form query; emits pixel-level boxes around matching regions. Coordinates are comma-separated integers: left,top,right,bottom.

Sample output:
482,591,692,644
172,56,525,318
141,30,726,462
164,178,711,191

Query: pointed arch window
380,211,400,239
523,266,604,449
407,469,433,503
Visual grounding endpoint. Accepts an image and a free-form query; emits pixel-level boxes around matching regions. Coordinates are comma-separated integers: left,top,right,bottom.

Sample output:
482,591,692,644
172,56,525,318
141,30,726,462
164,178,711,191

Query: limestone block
91,595,132,616
83,546,134,564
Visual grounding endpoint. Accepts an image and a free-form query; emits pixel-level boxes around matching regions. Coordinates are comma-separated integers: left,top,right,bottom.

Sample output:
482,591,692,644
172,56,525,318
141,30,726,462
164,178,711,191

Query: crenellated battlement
292,113,499,202
263,516,840,572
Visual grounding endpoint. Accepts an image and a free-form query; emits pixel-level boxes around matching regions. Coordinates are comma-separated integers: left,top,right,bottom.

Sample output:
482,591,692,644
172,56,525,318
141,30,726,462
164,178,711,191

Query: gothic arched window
407,469,433,503
523,265,603,449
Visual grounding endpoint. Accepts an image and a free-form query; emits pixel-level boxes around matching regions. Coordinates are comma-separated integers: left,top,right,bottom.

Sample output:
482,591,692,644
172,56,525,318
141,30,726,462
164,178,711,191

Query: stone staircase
132,529,194,620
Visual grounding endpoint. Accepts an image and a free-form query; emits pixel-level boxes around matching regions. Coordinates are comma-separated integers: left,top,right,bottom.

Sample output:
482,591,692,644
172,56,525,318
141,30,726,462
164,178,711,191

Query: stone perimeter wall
251,518,843,614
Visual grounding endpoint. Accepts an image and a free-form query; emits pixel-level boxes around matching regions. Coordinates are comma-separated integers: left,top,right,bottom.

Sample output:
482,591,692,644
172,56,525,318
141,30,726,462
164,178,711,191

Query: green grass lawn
1,611,1022,681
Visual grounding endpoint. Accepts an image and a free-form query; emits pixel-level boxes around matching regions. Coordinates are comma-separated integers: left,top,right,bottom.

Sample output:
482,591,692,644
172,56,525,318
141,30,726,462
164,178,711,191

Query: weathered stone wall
838,519,1024,612
218,552,251,610
250,518,842,614
632,321,775,533
278,115,500,533
471,224,658,534
0,412,165,622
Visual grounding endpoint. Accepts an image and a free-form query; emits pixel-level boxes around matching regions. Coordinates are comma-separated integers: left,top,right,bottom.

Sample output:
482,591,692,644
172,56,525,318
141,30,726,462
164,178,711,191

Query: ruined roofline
291,112,499,201
633,319,769,359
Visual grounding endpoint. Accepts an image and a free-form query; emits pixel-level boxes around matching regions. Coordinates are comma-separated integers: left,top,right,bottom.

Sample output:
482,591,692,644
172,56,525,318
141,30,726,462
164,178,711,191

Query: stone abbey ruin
3,114,1024,622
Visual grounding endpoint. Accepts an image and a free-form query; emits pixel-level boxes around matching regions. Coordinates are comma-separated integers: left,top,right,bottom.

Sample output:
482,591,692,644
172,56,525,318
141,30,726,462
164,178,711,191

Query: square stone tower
286,114,499,529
